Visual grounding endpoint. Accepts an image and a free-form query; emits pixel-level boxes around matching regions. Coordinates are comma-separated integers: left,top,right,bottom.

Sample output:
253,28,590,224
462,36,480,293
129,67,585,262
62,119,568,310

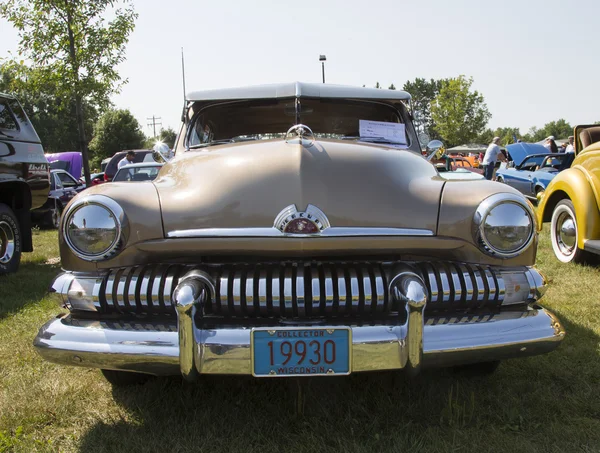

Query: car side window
0,101,18,131
53,173,63,189
56,171,78,188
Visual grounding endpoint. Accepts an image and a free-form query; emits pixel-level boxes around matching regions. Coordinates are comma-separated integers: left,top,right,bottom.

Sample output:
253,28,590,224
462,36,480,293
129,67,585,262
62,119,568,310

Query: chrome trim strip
257,270,267,315
311,266,320,311
167,227,435,238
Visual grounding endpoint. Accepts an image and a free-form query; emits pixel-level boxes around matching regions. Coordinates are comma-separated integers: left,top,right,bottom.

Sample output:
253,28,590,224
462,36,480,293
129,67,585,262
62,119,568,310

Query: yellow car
537,125,600,262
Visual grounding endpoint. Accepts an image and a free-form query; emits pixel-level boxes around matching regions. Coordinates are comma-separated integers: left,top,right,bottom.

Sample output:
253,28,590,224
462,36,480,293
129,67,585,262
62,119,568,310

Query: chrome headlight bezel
61,194,126,261
473,193,536,258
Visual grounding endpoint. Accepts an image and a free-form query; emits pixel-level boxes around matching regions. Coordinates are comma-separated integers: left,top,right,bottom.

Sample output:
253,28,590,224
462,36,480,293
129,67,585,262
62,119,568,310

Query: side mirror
426,139,445,161
153,142,173,163
507,161,515,168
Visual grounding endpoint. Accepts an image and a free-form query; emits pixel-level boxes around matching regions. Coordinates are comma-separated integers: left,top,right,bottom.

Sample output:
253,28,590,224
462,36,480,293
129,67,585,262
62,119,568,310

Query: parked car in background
103,149,153,182
101,157,111,172
32,169,84,228
80,172,105,187
537,125,600,263
0,92,50,275
427,142,484,180
112,162,163,182
46,151,83,180
496,143,574,201
35,82,564,387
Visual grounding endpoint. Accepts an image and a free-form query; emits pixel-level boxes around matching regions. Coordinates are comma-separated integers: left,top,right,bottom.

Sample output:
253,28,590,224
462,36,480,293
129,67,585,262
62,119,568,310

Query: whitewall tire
550,199,586,263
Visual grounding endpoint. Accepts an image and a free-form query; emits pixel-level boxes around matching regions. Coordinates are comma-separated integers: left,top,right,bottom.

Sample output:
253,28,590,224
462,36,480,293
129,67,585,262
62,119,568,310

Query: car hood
507,143,549,166
153,139,444,235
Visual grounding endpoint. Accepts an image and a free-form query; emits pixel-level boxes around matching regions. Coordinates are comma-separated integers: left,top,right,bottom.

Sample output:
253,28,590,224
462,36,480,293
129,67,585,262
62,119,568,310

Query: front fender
537,167,600,248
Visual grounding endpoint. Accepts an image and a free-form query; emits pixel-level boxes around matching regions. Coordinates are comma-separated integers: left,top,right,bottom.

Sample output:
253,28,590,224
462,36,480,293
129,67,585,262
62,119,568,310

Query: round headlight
474,193,535,257
62,195,125,261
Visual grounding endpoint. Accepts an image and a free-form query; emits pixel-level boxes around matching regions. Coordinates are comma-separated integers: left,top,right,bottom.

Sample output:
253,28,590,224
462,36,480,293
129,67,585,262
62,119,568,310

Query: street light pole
319,54,326,83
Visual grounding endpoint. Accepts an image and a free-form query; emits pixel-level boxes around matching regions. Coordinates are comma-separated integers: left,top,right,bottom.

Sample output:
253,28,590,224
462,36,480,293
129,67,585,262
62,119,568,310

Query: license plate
251,327,351,377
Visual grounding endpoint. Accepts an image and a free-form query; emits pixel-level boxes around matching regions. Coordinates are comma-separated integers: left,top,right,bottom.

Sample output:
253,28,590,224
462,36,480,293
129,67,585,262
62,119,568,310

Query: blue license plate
252,327,351,377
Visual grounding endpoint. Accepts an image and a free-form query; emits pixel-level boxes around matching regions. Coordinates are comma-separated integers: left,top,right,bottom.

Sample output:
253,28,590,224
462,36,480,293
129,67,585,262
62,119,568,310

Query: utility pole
147,115,162,138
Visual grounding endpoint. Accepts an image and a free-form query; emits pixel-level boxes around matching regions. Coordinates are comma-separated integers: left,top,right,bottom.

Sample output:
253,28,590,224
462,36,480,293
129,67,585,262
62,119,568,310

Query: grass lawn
0,228,599,453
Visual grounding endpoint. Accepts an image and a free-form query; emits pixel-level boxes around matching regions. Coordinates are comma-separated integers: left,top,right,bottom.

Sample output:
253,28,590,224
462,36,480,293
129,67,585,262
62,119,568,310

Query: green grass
0,229,599,453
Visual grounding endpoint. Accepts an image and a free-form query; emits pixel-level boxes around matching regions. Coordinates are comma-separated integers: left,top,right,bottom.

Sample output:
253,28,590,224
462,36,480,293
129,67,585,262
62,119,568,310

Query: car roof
186,81,411,103
117,162,163,169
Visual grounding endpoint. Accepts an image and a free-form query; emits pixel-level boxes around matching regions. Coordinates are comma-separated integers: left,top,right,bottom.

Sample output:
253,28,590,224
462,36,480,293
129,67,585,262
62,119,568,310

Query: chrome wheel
551,199,583,263
0,220,15,264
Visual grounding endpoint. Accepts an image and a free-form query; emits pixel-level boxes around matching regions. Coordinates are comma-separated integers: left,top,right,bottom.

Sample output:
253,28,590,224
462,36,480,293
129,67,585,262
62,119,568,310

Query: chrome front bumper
34,306,565,377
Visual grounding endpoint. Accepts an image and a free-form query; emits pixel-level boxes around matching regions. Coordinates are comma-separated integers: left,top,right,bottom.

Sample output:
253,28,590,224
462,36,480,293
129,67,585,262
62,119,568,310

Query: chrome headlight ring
61,194,127,261
473,193,536,258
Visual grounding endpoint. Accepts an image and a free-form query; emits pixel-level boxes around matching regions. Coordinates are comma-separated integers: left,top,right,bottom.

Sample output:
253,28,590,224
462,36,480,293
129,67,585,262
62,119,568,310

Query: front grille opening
90,260,505,321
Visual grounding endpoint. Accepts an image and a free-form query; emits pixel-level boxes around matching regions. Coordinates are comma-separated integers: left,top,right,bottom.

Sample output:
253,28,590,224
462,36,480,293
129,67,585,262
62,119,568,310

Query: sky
1,0,599,138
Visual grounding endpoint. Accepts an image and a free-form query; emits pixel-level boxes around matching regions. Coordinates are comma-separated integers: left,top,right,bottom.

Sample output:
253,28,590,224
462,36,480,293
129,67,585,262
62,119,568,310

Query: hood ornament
284,124,315,147
274,204,331,235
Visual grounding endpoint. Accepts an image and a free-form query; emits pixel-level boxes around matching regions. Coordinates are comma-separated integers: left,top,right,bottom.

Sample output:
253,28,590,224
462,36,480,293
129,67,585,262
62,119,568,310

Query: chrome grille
99,265,184,314
212,263,389,318
416,262,505,310
93,261,505,317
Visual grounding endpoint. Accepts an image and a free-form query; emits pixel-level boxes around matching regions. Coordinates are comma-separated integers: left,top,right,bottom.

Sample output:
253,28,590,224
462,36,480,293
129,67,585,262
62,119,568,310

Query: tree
0,0,137,184
0,62,104,153
88,109,145,169
477,127,521,146
144,127,178,149
430,76,491,147
528,119,572,142
388,83,396,90
402,78,447,141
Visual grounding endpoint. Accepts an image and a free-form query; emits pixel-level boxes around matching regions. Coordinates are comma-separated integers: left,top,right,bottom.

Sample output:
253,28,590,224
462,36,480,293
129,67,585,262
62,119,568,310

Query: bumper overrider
34,266,565,379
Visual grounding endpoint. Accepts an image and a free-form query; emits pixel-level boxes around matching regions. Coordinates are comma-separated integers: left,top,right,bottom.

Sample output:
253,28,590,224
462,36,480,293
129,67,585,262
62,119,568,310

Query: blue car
496,143,574,201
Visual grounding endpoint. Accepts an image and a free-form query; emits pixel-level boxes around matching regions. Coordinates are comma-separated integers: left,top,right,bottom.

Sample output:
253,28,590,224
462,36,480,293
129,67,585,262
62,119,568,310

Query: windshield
49,160,70,172
520,155,547,170
113,165,162,182
187,98,408,148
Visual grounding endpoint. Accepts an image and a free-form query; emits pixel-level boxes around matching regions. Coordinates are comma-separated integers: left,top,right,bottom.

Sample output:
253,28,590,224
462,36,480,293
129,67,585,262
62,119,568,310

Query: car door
508,157,539,196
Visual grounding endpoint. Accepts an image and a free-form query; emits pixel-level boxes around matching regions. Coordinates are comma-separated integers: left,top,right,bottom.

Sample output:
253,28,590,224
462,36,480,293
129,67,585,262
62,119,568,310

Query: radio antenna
181,47,187,121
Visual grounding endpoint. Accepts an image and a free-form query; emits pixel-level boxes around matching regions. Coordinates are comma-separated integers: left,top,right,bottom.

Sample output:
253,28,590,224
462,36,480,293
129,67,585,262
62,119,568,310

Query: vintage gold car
537,125,600,263
34,83,565,386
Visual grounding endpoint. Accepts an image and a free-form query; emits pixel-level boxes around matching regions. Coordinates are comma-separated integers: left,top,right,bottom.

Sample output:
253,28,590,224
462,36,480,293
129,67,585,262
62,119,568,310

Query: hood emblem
274,204,331,235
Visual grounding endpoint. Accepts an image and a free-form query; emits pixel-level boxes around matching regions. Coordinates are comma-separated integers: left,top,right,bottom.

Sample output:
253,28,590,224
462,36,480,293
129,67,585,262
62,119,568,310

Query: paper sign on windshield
359,120,406,144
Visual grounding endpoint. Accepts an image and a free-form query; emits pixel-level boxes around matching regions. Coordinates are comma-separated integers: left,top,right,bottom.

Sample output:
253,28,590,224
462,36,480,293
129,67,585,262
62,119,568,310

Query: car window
56,171,78,188
49,160,70,172
541,155,565,168
53,173,62,189
519,156,546,170
188,98,406,147
0,101,18,131
113,165,162,182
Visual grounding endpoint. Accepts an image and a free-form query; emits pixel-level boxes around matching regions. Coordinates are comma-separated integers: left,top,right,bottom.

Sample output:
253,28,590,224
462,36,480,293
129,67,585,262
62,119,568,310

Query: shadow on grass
0,261,59,319
77,320,600,453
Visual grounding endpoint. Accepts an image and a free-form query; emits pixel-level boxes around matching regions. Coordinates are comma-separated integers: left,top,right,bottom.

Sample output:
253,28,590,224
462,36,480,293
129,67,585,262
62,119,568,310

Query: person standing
544,136,559,153
117,150,136,169
482,137,505,180
565,136,575,154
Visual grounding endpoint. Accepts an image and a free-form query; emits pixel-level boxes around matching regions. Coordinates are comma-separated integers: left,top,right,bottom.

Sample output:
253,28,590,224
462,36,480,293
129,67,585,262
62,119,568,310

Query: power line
147,115,162,138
